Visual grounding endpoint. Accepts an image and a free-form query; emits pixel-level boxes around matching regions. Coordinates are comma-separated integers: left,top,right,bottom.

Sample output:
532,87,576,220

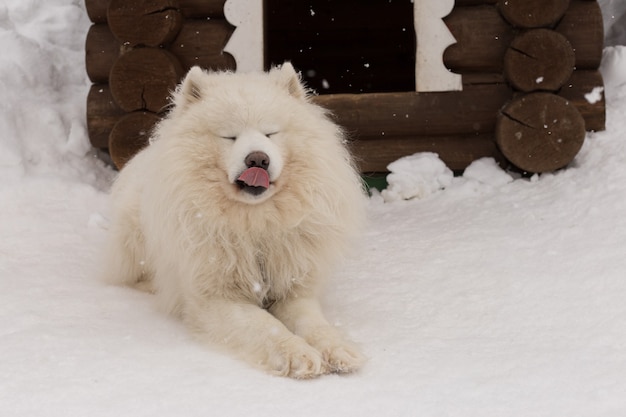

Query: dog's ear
175,66,205,107
270,62,308,100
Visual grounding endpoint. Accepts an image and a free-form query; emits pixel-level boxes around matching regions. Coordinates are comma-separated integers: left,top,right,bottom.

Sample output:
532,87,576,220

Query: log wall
85,0,605,173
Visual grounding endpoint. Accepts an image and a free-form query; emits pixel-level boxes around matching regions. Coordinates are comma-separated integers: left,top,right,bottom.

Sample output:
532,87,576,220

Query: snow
2,1,626,416
382,152,453,202
585,86,605,104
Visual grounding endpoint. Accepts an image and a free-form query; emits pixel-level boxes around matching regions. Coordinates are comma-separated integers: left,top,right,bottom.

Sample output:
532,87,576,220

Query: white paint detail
224,0,264,73
414,0,462,92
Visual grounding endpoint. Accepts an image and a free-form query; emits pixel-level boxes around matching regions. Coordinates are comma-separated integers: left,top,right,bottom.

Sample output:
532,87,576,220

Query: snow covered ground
1,1,626,416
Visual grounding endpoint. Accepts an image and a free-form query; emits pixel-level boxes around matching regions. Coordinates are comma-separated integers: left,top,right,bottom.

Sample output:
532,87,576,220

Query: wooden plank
415,0,462,92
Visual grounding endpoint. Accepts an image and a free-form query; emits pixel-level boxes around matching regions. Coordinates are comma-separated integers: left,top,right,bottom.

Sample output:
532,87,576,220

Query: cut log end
504,29,575,93
109,112,160,169
109,48,183,113
496,93,586,173
107,0,183,47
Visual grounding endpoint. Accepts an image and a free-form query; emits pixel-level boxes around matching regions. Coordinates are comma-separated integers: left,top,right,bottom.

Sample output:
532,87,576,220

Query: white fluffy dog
102,63,367,378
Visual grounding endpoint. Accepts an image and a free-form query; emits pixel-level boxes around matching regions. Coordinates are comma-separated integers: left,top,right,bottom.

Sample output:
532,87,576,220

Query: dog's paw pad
270,338,326,379
323,343,367,374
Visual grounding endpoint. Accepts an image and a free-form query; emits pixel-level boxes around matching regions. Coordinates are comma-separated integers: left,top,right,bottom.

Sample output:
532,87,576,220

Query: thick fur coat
102,63,366,378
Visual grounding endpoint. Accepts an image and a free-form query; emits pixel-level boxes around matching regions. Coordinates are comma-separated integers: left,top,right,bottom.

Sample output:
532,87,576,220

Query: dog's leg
187,299,327,378
101,204,149,290
270,297,366,373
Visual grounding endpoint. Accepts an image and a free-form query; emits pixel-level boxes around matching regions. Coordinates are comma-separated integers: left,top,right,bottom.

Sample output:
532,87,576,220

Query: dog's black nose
245,151,270,170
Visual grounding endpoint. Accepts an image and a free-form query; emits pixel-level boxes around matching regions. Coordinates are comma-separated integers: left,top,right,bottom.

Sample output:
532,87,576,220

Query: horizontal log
444,5,517,73
444,2,603,72
496,92,586,172
85,0,227,24
313,83,513,137
90,85,509,151
85,24,121,83
107,0,183,47
497,0,570,29
179,0,227,19
351,134,504,173
87,84,125,149
555,0,603,69
504,29,575,92
109,47,184,112
86,71,604,152
85,0,108,23
558,70,605,131
85,20,234,83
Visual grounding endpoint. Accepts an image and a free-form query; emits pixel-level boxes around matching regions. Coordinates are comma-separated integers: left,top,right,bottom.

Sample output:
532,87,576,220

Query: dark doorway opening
265,0,416,95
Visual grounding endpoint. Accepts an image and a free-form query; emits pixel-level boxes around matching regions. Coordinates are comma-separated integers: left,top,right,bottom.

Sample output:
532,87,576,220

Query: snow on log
560,70,605,132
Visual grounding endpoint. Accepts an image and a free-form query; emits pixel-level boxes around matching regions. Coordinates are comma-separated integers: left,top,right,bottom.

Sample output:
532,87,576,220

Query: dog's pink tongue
238,167,270,189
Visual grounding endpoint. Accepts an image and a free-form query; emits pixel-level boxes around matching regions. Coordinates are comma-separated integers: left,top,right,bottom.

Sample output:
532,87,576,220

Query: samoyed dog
102,63,367,378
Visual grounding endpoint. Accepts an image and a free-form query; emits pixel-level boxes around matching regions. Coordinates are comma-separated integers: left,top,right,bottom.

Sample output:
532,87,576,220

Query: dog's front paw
269,336,326,379
321,341,367,374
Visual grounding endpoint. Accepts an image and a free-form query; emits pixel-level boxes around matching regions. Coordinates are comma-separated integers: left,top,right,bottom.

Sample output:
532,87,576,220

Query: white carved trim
224,0,264,73
414,0,463,92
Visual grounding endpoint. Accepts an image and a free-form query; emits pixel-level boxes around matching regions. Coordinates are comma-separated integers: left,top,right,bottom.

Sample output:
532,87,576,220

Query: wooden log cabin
85,0,605,173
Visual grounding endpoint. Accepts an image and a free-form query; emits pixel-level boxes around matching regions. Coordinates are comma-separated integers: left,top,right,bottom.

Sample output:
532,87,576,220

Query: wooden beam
313,83,513,138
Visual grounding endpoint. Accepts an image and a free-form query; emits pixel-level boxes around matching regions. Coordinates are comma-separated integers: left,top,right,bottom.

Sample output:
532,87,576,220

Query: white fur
102,63,367,378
